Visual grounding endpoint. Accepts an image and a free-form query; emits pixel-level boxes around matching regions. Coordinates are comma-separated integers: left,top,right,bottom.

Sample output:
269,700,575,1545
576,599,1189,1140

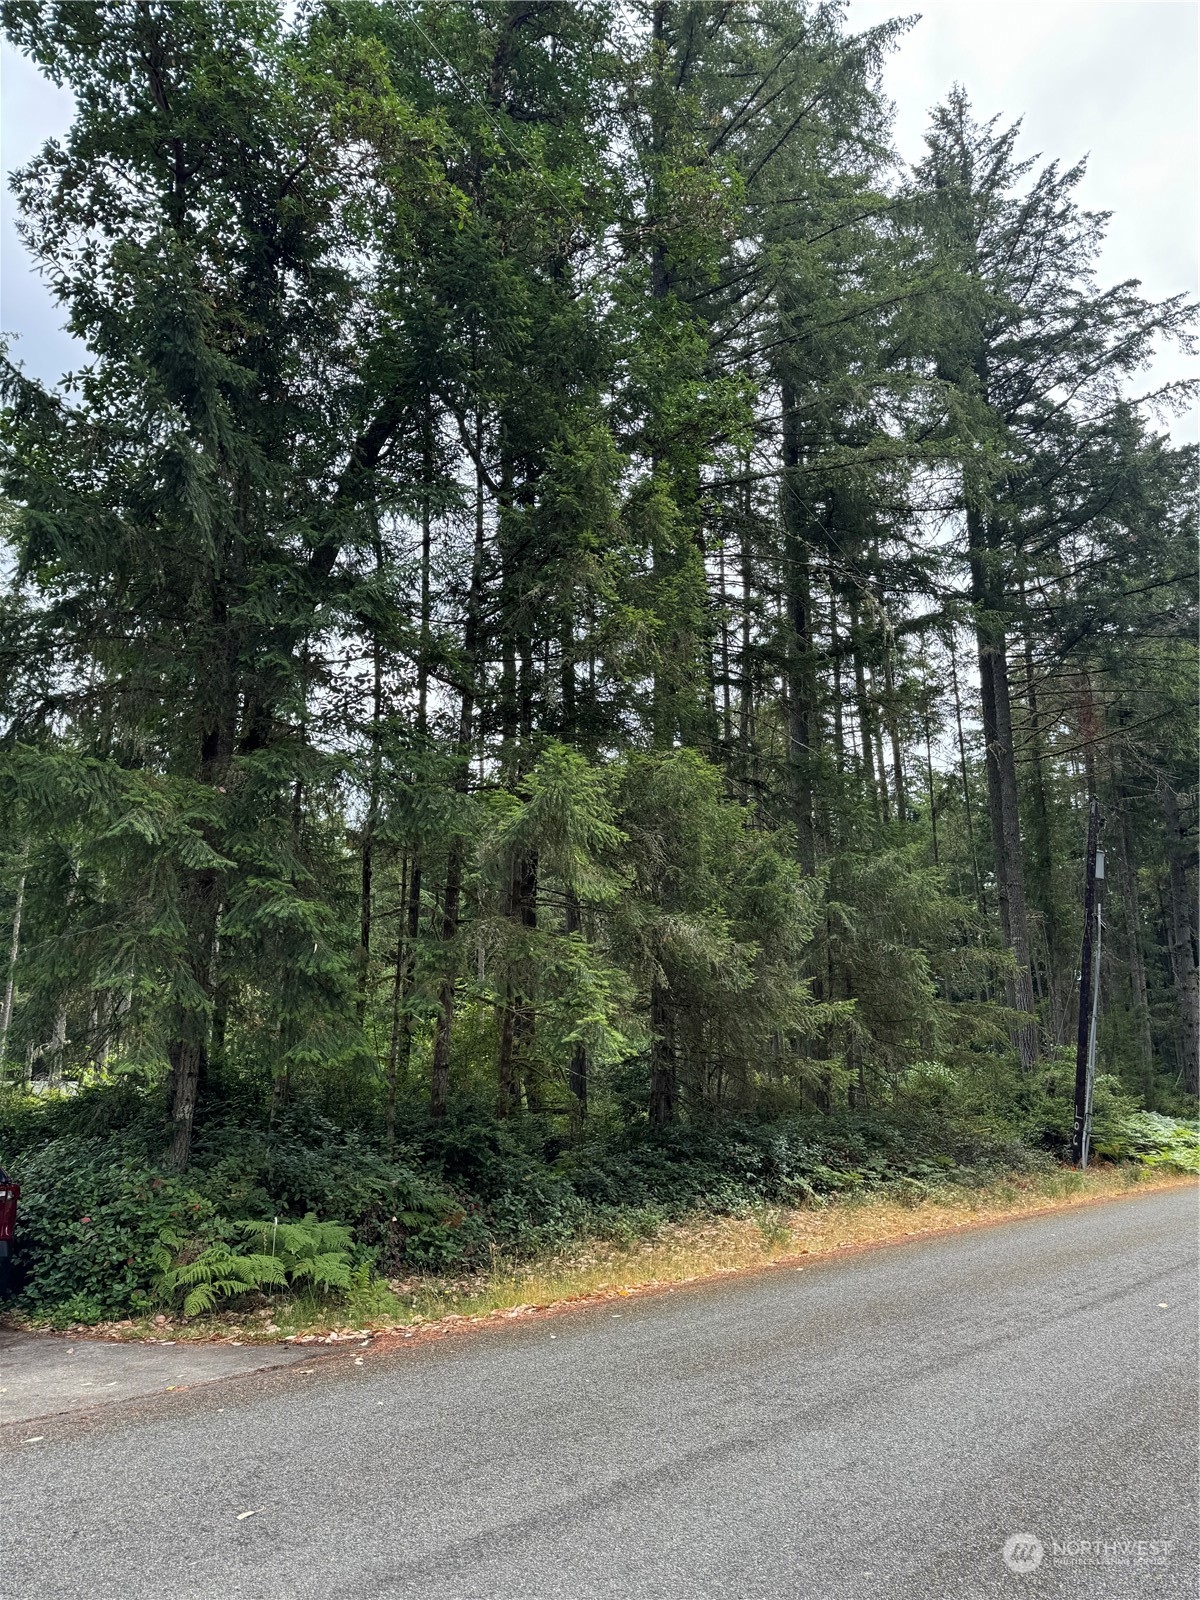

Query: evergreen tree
1,2,1193,1173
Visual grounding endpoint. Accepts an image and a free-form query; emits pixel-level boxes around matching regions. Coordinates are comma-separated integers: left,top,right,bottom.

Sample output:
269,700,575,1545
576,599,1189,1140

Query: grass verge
20,1161,1193,1347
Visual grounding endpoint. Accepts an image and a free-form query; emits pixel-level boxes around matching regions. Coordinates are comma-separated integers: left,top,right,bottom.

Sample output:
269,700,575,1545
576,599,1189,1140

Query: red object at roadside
0,1165,19,1242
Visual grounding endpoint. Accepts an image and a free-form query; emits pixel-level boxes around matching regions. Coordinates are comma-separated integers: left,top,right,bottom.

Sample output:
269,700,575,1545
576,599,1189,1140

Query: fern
156,1214,355,1317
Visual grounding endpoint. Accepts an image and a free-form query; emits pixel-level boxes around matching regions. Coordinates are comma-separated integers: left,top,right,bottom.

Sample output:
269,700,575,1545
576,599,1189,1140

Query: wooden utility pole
1072,798,1103,1166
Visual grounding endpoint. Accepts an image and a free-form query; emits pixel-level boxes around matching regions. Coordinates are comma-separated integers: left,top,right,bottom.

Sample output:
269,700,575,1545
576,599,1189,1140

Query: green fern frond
182,1283,217,1317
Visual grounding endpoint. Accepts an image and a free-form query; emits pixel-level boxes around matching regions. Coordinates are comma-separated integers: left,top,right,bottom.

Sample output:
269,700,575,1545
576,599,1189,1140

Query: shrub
5,1073,1161,1324
9,1137,215,1324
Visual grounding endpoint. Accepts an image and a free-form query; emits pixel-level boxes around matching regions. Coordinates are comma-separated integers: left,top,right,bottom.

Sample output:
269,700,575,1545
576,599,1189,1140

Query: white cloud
845,0,1198,439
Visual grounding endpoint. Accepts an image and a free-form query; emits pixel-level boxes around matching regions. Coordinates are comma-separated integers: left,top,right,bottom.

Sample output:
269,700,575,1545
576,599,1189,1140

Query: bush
9,1137,215,1325
4,1071,1177,1324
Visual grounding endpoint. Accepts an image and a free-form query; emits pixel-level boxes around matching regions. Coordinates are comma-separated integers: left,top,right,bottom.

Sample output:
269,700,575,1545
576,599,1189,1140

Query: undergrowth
0,1072,1194,1328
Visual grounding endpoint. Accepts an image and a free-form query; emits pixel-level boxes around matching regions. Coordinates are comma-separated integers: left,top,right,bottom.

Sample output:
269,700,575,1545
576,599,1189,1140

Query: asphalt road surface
2,1185,1196,1600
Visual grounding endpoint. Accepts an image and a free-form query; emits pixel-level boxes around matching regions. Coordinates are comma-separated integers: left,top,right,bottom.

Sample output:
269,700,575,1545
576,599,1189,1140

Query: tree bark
883,647,905,820
1158,778,1199,1095
829,592,845,779
497,850,537,1116
739,480,755,785
167,867,220,1171
923,710,939,866
648,977,677,1128
394,855,423,1088
849,593,879,822
869,668,890,825
780,381,816,873
356,619,384,1023
385,853,410,1144
429,855,459,1119
968,507,1037,1068
168,546,240,1169
948,638,984,915
1113,785,1154,1104
0,846,27,1077
565,889,588,1128
431,388,486,1116
1018,591,1062,1018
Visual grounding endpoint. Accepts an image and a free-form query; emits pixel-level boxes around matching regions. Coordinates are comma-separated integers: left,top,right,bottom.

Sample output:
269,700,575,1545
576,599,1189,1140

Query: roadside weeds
381,1164,1196,1339
9,1162,1193,1351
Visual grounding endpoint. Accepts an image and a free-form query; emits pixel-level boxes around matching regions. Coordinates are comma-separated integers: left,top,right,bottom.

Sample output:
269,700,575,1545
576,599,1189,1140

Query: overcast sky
844,0,1198,439
2,1,1197,437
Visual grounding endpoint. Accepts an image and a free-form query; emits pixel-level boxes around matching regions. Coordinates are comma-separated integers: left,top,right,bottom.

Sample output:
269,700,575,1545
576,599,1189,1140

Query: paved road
2,1186,1196,1600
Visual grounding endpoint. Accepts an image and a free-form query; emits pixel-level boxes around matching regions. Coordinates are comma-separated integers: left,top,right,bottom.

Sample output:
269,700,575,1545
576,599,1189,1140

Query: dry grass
385,1164,1193,1336
46,1164,1194,1347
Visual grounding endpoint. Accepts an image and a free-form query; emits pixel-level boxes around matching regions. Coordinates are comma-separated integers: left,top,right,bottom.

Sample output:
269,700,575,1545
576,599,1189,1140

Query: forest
0,0,1196,1326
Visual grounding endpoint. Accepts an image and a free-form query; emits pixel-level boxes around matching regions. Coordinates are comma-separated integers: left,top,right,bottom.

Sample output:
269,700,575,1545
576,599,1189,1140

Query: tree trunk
1158,778,1199,1095
0,846,27,1077
417,410,433,736
948,637,984,915
395,855,423,1086
969,508,1037,1068
169,565,239,1169
497,986,521,1116
829,592,845,779
46,1002,67,1087
429,854,460,1119
869,669,890,824
1113,786,1154,1104
648,978,677,1128
923,711,939,866
1018,592,1062,1017
497,850,537,1116
717,536,732,750
739,481,755,789
356,630,383,1023
780,381,816,873
168,854,223,1170
849,595,879,821
883,648,905,820
431,391,486,1116
565,891,588,1129
385,853,410,1144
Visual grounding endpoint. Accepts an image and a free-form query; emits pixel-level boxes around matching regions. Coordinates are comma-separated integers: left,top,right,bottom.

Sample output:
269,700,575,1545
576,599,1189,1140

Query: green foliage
156,1241,286,1320
0,0,1194,1330
232,1215,353,1286
2,1068,1187,1323
609,749,824,1111
8,1136,214,1325
156,1214,354,1318
1092,1112,1200,1174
